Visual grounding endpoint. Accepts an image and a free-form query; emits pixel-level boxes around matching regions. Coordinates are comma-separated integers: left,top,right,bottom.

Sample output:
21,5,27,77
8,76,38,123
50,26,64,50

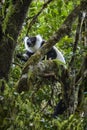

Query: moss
2,1,15,34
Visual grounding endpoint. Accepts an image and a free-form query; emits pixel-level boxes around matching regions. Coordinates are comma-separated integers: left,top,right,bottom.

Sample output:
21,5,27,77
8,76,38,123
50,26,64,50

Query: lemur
17,34,65,63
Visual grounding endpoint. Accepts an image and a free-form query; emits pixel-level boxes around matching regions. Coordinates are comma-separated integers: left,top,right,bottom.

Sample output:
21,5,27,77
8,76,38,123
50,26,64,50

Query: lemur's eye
27,39,31,45
27,39,31,43
26,37,36,47
30,37,36,43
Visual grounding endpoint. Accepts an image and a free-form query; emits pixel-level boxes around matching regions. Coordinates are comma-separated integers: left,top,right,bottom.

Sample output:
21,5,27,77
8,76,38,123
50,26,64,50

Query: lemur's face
26,37,36,47
24,35,43,53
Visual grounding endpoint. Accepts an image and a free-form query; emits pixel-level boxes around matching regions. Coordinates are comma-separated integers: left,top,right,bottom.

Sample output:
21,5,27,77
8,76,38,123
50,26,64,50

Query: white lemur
17,35,65,63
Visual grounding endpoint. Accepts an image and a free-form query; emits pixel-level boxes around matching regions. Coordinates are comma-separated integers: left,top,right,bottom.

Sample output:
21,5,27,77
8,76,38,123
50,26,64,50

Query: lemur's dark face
27,37,36,47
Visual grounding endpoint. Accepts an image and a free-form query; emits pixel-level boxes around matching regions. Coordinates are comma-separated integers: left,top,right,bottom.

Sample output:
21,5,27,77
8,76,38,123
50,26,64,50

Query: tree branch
75,55,87,84
16,60,65,93
22,4,81,74
69,12,83,67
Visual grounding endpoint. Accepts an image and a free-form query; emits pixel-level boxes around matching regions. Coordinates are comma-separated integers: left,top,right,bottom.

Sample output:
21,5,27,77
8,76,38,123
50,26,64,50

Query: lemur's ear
36,34,41,37
24,36,29,44
36,34,42,39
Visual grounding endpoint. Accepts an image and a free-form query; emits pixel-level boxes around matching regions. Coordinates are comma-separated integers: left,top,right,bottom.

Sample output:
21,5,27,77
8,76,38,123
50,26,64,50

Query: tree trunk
0,0,32,79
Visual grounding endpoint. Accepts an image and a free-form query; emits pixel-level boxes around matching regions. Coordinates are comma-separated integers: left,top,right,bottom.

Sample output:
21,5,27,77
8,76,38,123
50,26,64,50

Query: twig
40,100,53,113
75,70,87,86
69,12,82,67
75,55,87,84
12,62,23,68
69,11,86,67
80,12,87,46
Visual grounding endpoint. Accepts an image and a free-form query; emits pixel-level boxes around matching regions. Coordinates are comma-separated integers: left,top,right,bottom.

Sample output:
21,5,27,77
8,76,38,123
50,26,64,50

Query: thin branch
76,70,87,86
40,100,52,113
12,62,23,68
75,55,87,83
81,12,87,46
69,12,82,67
26,0,53,35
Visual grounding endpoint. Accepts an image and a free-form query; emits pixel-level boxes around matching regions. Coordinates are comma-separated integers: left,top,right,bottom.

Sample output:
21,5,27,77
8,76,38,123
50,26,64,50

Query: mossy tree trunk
0,0,32,79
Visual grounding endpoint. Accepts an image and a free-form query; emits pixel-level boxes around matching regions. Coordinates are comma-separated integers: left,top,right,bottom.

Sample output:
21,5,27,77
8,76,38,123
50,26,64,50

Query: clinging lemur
17,35,65,63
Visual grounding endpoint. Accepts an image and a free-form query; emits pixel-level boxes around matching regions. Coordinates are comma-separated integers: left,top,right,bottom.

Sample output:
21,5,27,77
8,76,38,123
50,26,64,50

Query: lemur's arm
16,51,34,62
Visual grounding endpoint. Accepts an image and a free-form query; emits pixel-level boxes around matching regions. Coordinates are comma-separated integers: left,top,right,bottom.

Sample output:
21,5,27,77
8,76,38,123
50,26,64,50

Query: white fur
24,36,30,51
53,46,66,63
24,35,43,53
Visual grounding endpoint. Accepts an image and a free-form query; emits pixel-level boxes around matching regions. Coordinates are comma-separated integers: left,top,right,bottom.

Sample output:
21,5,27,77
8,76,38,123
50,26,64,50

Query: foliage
0,0,87,129
20,0,75,39
0,85,85,130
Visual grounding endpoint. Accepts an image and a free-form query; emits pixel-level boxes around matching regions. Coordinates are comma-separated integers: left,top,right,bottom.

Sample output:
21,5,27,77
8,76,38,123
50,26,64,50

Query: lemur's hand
16,53,28,62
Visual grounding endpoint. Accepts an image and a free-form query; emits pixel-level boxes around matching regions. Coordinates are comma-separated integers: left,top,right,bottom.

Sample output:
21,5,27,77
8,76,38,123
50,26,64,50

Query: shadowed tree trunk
0,0,32,79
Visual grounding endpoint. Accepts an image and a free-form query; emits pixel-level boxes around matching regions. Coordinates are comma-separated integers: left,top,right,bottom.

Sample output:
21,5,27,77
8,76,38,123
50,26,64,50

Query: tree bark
0,0,32,79
16,60,65,93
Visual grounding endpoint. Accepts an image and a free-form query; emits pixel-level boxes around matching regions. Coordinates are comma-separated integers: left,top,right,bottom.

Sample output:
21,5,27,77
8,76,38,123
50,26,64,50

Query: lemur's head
24,35,44,52
24,36,36,47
